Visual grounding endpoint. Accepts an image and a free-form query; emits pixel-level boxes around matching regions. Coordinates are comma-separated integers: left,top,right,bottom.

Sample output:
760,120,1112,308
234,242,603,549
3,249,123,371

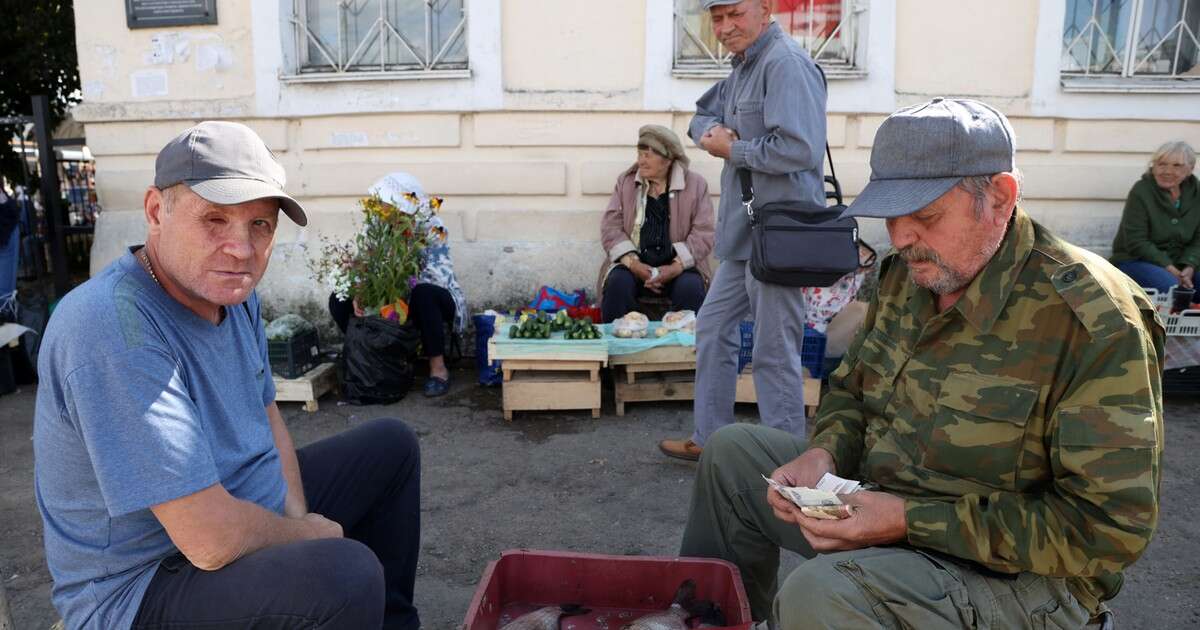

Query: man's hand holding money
766,448,836,522
767,448,908,552
793,490,908,552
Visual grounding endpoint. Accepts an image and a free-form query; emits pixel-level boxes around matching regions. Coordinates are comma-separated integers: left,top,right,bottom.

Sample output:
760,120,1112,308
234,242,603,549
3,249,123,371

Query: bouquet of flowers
311,193,435,322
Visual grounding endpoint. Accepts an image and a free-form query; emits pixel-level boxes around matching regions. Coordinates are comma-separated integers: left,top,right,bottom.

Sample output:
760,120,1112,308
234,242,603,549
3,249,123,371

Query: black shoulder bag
739,62,861,287
739,142,860,287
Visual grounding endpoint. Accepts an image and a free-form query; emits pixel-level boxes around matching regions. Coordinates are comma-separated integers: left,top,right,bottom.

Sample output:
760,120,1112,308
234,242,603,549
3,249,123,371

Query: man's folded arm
151,484,339,571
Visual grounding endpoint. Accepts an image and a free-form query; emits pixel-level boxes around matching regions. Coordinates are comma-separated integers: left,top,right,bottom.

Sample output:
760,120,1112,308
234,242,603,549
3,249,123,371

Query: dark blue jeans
601,266,706,323
1114,260,1180,293
132,419,422,630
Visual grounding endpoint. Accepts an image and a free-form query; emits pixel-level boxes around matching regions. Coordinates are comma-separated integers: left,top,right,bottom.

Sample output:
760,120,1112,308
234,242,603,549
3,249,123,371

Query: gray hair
158,184,186,214
956,170,1024,219
1148,140,1197,174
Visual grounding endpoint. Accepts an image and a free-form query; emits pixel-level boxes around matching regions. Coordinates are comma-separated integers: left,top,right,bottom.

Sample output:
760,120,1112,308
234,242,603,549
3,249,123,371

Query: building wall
74,0,1200,318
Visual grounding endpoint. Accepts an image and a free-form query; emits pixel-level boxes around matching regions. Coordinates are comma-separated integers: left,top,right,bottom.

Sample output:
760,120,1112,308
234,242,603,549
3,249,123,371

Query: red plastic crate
463,549,753,629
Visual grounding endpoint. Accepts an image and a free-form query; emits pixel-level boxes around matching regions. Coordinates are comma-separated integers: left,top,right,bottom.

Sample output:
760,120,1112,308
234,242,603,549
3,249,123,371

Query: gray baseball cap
154,121,307,226
700,0,743,8
841,98,1016,219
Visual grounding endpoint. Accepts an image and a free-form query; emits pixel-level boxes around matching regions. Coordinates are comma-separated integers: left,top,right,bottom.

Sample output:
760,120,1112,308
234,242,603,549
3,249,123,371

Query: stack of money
762,473,862,520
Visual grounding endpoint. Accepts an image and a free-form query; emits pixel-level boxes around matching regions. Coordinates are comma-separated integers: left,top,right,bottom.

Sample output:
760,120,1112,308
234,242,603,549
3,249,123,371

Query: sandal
423,376,450,398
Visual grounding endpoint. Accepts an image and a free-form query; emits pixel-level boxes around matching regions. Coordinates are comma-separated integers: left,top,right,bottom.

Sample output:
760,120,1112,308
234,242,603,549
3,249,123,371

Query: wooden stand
612,349,821,416
736,365,823,415
273,362,338,412
501,359,604,420
611,346,696,416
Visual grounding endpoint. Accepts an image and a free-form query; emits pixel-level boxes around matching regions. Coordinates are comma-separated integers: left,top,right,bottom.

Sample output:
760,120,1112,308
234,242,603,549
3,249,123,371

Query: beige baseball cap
154,121,307,226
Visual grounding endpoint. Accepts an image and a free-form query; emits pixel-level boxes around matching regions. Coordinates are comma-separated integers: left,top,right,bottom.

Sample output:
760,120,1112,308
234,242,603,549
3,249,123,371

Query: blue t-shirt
33,249,283,630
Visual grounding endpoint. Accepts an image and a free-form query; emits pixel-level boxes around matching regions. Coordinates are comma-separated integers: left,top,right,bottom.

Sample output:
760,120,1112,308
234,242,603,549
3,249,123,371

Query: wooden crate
612,347,820,416
736,365,823,414
612,346,696,417
273,362,338,412
501,359,604,421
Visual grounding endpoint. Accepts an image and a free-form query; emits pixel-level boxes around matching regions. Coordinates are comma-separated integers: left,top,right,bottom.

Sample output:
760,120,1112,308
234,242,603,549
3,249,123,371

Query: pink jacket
596,161,716,303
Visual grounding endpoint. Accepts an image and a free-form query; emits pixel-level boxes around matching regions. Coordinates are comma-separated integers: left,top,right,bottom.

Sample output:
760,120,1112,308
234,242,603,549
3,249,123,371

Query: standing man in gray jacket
659,0,827,460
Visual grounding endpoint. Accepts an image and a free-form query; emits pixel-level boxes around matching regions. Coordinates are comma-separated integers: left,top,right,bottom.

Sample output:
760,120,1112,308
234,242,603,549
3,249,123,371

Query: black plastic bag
340,315,421,405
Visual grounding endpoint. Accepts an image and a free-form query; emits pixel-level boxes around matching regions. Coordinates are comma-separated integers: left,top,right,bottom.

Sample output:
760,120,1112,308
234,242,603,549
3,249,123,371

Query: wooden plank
735,371,757,404
273,362,338,412
502,370,602,419
734,368,822,408
609,344,696,365
627,361,696,375
618,379,696,403
488,336,608,363
0,580,12,630
503,359,605,372
614,367,696,416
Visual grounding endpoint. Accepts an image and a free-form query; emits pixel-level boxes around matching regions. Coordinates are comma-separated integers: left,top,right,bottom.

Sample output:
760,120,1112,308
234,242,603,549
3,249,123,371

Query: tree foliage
0,0,81,186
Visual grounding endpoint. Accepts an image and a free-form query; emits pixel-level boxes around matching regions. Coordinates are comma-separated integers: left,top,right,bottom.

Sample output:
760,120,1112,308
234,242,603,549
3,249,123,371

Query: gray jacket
689,22,828,261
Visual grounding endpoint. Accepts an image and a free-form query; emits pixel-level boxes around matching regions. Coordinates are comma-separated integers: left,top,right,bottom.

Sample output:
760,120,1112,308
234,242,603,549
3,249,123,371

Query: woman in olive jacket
1111,140,1199,292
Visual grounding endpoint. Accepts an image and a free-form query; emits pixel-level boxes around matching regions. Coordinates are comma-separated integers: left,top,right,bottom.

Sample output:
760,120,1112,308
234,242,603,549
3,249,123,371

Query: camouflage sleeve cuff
806,435,857,478
904,499,957,554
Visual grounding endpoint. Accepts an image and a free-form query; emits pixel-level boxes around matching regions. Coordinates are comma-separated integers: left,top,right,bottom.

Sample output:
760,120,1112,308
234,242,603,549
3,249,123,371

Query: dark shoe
423,376,450,397
659,438,702,461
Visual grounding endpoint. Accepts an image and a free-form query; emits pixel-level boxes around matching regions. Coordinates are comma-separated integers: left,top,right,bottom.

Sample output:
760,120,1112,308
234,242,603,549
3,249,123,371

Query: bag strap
736,61,841,215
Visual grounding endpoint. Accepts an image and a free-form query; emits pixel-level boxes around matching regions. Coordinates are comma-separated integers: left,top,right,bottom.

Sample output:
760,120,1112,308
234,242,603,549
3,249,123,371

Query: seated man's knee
701,424,761,465
296,539,385,624
365,417,420,458
775,556,855,627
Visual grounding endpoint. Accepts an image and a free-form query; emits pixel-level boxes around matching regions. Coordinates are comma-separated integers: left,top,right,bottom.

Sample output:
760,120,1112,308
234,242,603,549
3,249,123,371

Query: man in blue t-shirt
34,121,422,629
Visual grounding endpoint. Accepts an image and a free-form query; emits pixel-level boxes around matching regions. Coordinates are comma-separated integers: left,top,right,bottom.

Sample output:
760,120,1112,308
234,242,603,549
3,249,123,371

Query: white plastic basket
1143,287,1200,336
1143,287,1171,312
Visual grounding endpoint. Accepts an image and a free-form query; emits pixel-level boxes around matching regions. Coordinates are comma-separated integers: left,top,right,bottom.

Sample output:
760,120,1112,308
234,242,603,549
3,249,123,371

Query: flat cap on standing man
34,121,422,629
679,98,1164,628
660,0,828,461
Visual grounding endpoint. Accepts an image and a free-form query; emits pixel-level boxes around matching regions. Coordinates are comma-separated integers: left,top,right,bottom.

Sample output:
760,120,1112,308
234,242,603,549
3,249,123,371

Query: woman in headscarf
597,124,716,322
329,172,467,397
1111,140,1200,292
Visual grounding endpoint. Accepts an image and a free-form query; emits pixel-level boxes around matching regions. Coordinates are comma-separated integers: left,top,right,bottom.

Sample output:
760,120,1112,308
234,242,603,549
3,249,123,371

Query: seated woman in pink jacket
597,125,716,323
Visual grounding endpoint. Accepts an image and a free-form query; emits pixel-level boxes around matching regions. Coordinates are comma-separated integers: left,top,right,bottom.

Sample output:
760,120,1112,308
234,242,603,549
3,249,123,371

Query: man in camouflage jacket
679,98,1163,628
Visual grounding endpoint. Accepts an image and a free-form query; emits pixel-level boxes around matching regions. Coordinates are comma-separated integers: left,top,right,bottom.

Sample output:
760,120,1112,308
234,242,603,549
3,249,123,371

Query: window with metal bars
1062,0,1200,80
290,0,468,77
673,0,867,77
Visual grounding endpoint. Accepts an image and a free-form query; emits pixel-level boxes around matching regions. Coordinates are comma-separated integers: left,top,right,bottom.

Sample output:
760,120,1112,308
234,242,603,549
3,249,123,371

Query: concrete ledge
1011,118,1055,152
1020,163,1139,200
299,114,460,149
85,119,289,155
90,210,147,274
673,113,848,148
297,162,568,197
1065,120,1200,153
474,112,673,146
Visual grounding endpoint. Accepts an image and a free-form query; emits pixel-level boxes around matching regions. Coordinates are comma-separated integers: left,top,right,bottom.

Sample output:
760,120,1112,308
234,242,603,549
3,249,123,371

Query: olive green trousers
679,424,1091,629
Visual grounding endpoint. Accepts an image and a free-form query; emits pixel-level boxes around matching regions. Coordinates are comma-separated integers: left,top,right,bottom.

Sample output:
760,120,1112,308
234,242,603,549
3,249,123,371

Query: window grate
673,0,866,74
1062,0,1200,78
291,0,468,75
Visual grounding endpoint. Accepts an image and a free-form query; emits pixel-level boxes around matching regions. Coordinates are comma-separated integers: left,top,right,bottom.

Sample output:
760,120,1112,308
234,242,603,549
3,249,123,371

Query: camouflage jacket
809,208,1164,613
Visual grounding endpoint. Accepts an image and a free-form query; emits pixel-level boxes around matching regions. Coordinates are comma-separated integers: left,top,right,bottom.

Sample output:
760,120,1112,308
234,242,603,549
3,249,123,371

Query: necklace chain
138,248,161,287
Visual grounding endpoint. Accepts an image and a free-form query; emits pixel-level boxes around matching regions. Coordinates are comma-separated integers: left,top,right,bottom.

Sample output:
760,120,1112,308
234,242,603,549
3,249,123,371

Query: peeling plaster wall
75,0,255,119
75,0,1200,320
